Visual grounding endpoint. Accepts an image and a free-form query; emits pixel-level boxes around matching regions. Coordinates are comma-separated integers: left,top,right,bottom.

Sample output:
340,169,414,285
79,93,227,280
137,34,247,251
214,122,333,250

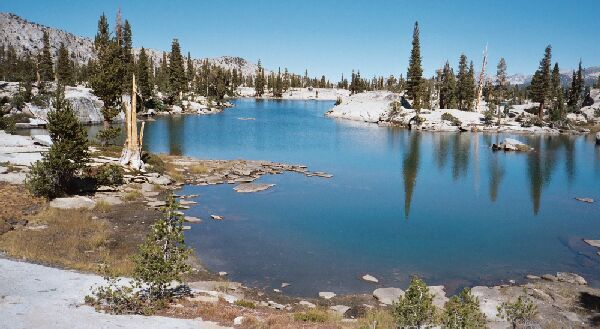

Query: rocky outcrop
492,138,533,152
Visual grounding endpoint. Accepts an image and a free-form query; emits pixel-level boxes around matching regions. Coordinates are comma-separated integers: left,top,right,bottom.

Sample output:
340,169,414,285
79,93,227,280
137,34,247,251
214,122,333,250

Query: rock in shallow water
556,272,587,285
233,183,275,193
318,291,336,299
373,287,404,305
362,274,379,283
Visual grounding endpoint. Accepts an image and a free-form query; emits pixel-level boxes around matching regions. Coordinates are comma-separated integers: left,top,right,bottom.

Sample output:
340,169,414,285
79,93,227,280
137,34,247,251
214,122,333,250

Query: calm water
24,99,600,296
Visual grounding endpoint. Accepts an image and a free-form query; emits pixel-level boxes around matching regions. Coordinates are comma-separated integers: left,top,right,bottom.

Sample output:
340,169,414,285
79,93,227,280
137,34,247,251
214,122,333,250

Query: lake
31,99,600,296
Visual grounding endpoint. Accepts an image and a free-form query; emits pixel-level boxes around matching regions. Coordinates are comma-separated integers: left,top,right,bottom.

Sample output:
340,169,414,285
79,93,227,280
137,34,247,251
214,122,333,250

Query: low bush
293,309,330,323
359,308,396,328
394,276,437,327
234,299,256,309
335,96,342,106
441,288,486,328
96,127,121,146
0,115,16,134
497,295,537,329
142,152,165,174
441,112,462,126
94,164,125,186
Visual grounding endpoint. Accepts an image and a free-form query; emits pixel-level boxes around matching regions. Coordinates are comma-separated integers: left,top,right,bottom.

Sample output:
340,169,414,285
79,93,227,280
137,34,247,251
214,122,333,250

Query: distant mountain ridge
0,12,264,77
507,66,600,86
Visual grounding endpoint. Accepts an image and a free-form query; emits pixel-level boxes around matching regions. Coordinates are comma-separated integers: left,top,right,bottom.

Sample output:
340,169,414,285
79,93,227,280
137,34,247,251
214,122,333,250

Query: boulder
318,291,336,299
373,287,404,305
49,196,96,209
584,239,600,248
542,274,558,282
184,216,202,223
556,272,587,285
233,183,275,193
31,135,52,147
211,215,224,220
575,197,594,203
362,274,379,283
492,138,532,152
329,305,350,316
299,300,316,308
171,105,183,113
233,316,244,326
428,286,449,309
147,175,172,185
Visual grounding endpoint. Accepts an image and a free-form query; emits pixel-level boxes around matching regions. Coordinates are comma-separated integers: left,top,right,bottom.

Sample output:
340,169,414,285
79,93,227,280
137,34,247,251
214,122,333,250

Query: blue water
141,99,600,296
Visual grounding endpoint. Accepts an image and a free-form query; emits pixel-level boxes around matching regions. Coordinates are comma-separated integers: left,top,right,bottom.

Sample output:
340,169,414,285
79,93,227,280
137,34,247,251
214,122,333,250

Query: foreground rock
373,287,404,305
0,258,225,329
49,196,96,209
318,291,336,299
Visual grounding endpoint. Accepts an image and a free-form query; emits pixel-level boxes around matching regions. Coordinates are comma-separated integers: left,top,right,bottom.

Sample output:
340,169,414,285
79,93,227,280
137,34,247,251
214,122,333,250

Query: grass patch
189,164,209,174
122,189,143,201
293,308,331,323
0,207,135,273
359,308,396,329
161,158,185,182
234,299,256,309
94,200,113,213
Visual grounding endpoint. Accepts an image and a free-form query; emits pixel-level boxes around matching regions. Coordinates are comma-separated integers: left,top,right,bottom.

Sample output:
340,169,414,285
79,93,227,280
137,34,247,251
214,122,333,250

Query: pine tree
90,13,126,128
567,60,583,109
550,62,565,121
394,276,435,327
137,47,152,101
168,39,186,102
530,45,552,118
440,61,457,109
254,60,265,97
56,43,75,86
466,61,476,111
406,21,423,110
39,30,54,81
185,52,195,90
597,75,600,89
26,84,89,198
456,54,470,110
121,19,134,87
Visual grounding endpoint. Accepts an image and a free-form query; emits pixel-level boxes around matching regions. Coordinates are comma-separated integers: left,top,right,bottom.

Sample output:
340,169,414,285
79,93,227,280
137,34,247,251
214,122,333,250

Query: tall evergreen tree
456,54,470,110
39,30,54,81
439,61,457,109
168,39,186,101
185,52,195,90
406,21,423,110
567,60,583,109
466,61,476,111
121,19,134,86
530,45,552,118
137,47,152,101
550,62,565,120
56,43,75,86
90,13,126,128
254,60,265,97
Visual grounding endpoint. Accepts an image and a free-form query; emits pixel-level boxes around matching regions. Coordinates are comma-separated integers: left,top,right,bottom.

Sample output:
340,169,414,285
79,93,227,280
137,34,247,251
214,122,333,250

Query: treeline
253,62,334,97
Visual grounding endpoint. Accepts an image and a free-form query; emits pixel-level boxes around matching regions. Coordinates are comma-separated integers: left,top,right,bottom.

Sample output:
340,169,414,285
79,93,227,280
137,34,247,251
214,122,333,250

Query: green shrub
96,126,121,146
394,276,436,327
335,97,342,106
497,295,537,329
0,115,16,134
234,299,256,309
10,93,25,110
294,309,329,323
441,288,486,329
94,164,124,186
31,93,51,108
441,112,462,126
142,152,165,174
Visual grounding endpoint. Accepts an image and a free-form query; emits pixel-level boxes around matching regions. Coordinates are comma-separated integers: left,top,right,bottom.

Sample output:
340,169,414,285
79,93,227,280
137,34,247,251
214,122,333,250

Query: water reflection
401,132,591,217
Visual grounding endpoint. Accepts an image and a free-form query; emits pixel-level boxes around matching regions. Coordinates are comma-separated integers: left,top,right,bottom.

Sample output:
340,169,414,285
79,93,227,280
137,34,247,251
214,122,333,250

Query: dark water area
19,99,600,296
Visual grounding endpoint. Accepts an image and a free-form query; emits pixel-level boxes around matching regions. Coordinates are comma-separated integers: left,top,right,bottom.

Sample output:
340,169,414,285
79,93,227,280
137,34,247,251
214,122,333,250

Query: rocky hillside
0,12,263,76
507,66,600,86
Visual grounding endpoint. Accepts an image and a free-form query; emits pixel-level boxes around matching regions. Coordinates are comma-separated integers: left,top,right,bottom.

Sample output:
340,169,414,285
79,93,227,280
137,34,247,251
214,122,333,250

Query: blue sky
2,0,599,79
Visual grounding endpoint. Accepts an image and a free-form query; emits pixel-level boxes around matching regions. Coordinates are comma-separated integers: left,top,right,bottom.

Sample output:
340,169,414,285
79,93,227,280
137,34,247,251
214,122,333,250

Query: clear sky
1,0,598,79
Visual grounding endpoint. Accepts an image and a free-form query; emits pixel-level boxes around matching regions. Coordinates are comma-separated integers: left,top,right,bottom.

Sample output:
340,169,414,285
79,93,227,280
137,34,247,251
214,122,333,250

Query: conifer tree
168,39,186,102
567,60,583,109
137,47,152,101
456,54,470,110
254,60,265,97
597,75,600,89
406,21,423,110
530,45,552,118
273,67,283,97
39,30,54,81
121,19,134,88
440,61,457,109
185,52,195,90
56,43,75,86
550,62,565,120
90,13,126,128
466,61,476,111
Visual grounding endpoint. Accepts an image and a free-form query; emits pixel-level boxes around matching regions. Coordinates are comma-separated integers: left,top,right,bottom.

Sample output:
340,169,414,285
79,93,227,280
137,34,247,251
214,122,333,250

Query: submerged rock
318,291,336,299
492,138,532,152
373,287,404,305
575,197,594,203
233,183,275,193
211,215,224,220
362,274,379,283
584,239,600,248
